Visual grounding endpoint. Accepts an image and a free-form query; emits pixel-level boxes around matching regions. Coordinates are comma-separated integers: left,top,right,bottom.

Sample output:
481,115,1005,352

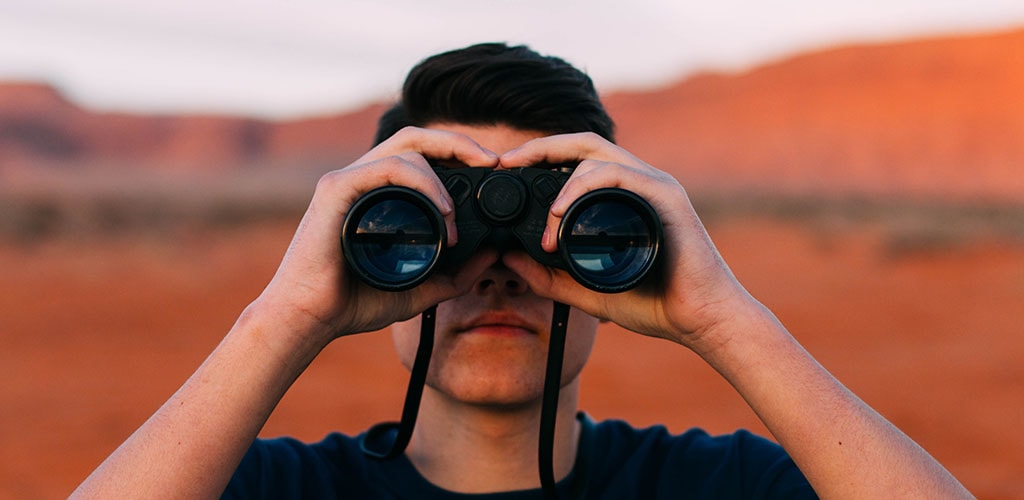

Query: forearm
692,301,972,499
72,300,331,499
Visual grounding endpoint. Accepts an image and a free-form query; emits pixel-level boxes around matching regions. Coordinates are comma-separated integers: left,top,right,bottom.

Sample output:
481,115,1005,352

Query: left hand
498,132,761,353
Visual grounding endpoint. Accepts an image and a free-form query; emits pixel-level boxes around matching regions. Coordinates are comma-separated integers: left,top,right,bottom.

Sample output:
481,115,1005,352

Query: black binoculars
341,162,662,293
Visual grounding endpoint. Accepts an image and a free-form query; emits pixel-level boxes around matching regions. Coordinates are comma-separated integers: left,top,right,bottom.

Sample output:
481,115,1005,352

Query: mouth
458,311,539,337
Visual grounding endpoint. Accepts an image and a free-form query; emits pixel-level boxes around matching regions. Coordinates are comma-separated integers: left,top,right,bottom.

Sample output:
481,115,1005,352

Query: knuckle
392,125,424,141
397,151,427,166
573,131,607,151
315,169,347,192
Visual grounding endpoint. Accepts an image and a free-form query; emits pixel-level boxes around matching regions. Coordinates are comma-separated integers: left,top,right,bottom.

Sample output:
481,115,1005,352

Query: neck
405,378,582,494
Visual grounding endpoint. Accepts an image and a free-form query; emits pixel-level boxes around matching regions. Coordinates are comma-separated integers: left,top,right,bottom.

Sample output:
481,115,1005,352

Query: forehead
425,123,547,155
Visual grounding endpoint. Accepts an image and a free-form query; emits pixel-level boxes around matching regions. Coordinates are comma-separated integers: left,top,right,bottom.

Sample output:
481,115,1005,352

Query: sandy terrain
3,27,1024,499
1,212,1021,498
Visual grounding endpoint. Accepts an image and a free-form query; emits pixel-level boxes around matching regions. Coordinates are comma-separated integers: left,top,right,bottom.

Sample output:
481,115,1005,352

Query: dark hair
373,42,615,145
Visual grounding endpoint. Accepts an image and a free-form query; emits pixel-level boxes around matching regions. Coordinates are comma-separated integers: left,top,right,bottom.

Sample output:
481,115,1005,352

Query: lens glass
563,200,654,290
348,199,441,285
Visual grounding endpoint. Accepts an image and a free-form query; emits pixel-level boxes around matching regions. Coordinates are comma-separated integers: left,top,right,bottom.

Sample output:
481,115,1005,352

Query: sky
2,0,1024,119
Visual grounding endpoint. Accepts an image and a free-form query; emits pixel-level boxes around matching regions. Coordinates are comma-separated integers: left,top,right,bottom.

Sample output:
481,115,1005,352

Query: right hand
252,126,502,347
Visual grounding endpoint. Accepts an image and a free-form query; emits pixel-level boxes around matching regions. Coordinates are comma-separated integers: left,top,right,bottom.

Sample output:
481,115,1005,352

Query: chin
428,363,546,408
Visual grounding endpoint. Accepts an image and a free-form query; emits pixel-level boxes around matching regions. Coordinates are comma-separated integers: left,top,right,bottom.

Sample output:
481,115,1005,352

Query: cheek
561,309,599,384
390,316,422,371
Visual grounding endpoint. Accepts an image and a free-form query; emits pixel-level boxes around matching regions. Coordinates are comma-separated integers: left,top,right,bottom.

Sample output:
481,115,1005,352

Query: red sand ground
1,216,1021,498
3,28,1023,500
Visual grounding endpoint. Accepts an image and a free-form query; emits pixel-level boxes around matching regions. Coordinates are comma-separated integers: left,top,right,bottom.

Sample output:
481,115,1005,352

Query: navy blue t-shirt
223,413,817,499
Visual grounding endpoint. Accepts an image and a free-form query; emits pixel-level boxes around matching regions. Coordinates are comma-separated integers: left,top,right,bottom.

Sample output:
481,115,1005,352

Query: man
73,43,972,498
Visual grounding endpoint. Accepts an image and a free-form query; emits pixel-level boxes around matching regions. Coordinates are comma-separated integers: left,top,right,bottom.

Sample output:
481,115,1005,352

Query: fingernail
447,223,458,247
550,195,566,214
542,226,552,248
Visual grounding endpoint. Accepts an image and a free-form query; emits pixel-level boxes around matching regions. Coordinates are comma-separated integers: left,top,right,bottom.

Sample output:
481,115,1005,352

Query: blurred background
2,1,1023,497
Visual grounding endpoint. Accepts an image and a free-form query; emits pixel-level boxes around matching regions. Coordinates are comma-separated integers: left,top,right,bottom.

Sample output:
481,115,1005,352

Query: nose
474,262,529,297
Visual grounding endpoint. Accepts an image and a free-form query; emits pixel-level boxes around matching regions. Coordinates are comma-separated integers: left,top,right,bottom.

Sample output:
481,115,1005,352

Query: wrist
680,293,781,361
236,296,338,368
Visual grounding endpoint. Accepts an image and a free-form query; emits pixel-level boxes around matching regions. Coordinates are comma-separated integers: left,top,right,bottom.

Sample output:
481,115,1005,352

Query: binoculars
341,162,662,293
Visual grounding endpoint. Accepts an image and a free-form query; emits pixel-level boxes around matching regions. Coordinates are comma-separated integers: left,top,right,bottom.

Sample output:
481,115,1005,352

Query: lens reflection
563,199,655,291
348,199,441,286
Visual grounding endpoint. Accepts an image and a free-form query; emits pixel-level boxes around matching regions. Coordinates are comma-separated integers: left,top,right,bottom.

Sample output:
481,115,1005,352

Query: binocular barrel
342,166,662,293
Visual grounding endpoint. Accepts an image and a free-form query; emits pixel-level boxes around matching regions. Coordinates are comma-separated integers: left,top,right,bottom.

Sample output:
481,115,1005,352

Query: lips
459,311,540,336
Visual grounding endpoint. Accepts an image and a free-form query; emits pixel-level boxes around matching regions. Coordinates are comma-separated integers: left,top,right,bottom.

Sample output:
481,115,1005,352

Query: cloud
2,0,1023,118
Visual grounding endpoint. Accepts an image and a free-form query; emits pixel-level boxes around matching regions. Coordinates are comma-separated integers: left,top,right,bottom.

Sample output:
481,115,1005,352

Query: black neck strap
359,302,575,500
360,305,435,459
539,301,571,500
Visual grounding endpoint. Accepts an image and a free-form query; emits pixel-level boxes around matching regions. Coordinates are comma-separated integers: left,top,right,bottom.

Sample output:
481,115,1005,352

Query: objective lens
342,188,444,291
559,189,660,292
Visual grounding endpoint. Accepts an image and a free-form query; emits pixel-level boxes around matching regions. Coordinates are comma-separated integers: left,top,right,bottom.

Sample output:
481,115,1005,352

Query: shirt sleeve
662,428,818,499
583,417,818,499
220,436,345,499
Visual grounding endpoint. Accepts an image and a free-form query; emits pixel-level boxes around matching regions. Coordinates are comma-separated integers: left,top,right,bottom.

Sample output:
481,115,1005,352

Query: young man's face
390,124,600,408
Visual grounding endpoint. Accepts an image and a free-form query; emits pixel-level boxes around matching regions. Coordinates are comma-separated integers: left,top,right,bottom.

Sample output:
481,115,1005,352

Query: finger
499,132,634,168
500,251,607,315
534,160,670,253
412,248,500,307
549,160,672,216
362,126,500,168
325,155,463,246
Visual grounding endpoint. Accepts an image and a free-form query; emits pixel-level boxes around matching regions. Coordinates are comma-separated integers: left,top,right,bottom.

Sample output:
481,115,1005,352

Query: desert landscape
2,29,1023,498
